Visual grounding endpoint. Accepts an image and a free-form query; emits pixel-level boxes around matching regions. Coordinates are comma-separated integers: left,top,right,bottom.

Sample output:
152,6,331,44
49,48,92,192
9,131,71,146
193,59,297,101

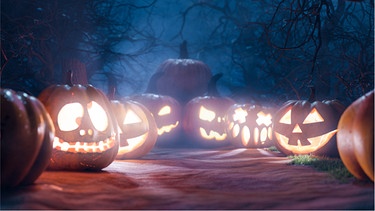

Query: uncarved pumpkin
147,59,212,104
38,84,119,171
337,90,374,182
1,89,54,188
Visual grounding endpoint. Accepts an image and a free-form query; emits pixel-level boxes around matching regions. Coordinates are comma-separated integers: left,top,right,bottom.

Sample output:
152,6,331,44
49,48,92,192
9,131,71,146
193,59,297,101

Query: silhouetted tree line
1,0,373,106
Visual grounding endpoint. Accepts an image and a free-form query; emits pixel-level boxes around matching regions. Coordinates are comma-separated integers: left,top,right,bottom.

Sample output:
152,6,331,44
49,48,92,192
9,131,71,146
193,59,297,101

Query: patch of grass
267,146,280,152
288,154,354,182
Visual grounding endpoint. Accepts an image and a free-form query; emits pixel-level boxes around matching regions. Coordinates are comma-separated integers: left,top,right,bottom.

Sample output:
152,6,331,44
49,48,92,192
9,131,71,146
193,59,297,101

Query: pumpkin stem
179,40,189,59
207,73,223,97
66,70,73,86
308,85,316,102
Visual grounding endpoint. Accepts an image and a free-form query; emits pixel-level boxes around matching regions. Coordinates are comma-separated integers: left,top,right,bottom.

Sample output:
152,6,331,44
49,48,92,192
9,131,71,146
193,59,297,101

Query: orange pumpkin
273,99,345,157
337,90,374,181
1,89,54,188
125,93,183,147
111,100,158,159
183,95,235,148
226,104,274,148
38,84,119,171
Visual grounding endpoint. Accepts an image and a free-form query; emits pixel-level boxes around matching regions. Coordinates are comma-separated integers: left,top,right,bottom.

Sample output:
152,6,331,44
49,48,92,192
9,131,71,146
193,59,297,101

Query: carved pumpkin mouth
274,130,337,154
230,124,273,146
199,127,227,141
53,136,116,153
118,133,148,154
157,121,179,135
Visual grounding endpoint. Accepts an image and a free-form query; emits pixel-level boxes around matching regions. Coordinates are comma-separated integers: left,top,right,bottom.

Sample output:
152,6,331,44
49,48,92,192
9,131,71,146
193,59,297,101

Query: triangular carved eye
303,108,324,124
123,110,141,124
279,109,291,124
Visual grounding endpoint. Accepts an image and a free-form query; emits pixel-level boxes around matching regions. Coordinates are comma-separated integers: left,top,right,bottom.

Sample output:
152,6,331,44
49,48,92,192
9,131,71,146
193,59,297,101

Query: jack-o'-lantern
125,93,182,147
337,90,374,181
226,104,274,148
183,95,235,148
273,98,345,157
38,83,119,171
111,100,158,159
1,89,54,188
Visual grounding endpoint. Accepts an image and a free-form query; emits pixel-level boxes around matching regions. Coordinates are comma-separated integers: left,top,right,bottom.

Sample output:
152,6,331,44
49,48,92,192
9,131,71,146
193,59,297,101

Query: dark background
1,0,373,106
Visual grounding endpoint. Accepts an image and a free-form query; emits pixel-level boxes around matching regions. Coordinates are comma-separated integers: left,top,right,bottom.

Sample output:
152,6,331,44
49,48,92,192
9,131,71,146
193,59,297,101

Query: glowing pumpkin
273,99,345,157
183,95,235,148
111,100,158,159
1,89,54,188
337,90,374,181
38,84,119,171
125,93,182,147
226,104,274,148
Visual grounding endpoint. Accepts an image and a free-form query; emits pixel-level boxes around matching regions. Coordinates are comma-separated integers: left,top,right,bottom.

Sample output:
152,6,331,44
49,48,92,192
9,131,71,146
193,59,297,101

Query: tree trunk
62,59,88,85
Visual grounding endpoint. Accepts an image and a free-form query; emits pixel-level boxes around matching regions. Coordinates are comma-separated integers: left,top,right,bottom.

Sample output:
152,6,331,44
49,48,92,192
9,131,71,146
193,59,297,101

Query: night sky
1,0,374,106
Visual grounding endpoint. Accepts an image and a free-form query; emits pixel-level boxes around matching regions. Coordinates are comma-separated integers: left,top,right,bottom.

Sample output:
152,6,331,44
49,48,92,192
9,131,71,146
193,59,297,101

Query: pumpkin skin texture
125,93,183,147
111,100,158,159
183,96,235,148
38,84,119,171
148,59,212,104
273,100,345,157
1,89,54,188
226,104,274,148
337,90,374,182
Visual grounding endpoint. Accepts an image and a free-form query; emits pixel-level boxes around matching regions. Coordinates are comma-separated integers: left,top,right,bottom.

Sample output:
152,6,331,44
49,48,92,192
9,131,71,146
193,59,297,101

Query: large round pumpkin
273,99,345,157
1,89,54,188
111,100,158,159
226,104,274,148
38,84,119,171
147,59,212,104
125,93,183,147
337,90,374,181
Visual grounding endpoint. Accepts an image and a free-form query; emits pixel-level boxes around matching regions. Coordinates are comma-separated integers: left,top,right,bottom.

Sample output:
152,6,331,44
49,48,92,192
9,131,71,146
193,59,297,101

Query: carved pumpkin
1,89,54,188
147,59,212,104
183,95,235,148
38,84,119,171
226,104,274,148
273,99,345,157
111,100,158,159
125,93,182,147
337,90,374,181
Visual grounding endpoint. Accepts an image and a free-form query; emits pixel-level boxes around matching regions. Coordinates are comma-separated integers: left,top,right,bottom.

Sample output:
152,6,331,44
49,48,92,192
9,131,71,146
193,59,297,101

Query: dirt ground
1,147,374,210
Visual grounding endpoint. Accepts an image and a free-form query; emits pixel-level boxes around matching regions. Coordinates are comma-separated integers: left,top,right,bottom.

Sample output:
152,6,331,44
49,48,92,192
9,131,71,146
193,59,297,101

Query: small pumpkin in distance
337,90,374,182
273,89,345,157
38,82,119,171
1,89,54,188
125,93,183,147
182,73,235,148
111,100,158,159
226,104,274,148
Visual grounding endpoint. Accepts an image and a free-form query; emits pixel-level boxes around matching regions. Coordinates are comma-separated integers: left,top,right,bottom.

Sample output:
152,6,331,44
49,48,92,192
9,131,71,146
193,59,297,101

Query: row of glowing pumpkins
1,84,373,188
